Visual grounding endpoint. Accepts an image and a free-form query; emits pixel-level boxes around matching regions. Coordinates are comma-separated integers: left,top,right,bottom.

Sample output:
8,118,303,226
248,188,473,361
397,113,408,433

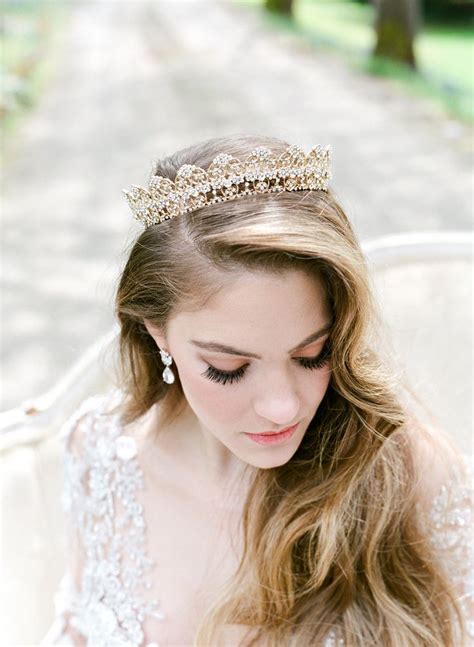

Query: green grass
418,24,473,93
236,0,474,123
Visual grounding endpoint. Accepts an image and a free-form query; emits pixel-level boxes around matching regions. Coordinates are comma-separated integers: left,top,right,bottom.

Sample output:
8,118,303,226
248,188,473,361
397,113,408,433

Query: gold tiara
122,144,331,228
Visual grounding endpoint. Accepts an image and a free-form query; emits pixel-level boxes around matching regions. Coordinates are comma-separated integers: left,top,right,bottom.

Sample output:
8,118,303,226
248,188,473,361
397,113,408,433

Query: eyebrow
190,322,332,359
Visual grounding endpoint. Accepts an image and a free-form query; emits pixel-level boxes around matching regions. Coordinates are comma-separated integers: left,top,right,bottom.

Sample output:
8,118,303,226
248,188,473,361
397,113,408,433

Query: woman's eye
296,341,331,370
201,364,248,385
201,342,331,386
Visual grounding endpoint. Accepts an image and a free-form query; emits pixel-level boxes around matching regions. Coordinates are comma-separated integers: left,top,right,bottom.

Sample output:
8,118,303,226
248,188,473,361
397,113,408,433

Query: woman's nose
253,370,300,426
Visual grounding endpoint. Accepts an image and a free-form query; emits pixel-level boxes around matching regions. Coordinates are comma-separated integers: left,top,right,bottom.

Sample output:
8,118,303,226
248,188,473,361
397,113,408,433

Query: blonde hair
115,134,465,646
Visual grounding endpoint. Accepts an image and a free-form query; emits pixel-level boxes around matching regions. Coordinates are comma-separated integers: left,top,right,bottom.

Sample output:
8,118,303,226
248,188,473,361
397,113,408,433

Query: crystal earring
160,349,175,384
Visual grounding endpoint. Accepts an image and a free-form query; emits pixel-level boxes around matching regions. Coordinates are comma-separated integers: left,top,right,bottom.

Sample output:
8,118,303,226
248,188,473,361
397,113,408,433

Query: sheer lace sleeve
40,388,163,647
422,451,473,644
40,390,125,646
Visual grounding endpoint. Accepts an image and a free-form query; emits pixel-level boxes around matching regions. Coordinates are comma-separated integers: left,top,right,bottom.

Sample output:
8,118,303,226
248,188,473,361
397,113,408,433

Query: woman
43,134,472,646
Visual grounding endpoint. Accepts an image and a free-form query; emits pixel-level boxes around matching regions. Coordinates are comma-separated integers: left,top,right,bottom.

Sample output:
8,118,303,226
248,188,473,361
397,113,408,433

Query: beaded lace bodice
42,389,473,647
43,389,164,647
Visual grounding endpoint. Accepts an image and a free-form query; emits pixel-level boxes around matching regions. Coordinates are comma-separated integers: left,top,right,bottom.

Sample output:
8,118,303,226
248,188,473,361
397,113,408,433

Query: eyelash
201,342,331,386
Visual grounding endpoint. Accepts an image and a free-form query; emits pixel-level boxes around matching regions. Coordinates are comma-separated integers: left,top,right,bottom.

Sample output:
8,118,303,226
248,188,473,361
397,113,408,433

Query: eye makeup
201,340,331,386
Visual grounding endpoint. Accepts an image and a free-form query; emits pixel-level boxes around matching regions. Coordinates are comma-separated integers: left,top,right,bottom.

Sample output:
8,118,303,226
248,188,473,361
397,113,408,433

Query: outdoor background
1,0,473,412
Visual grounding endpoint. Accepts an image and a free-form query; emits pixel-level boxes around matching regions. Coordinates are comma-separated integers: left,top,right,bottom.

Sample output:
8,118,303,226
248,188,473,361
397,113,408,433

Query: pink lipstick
244,423,299,446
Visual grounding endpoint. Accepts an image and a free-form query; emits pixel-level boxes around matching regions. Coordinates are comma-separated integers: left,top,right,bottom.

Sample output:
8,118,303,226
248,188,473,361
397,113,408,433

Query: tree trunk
265,0,294,17
373,0,422,69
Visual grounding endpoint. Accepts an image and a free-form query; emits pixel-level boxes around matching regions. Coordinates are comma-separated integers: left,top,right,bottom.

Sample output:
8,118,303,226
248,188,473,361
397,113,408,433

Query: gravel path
1,0,472,410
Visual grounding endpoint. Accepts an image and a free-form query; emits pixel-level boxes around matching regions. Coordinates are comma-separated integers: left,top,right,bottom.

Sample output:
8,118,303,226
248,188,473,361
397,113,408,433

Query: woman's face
144,269,332,469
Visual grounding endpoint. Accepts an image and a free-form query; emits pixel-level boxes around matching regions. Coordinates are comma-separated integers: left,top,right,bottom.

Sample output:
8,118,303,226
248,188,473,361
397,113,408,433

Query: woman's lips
258,424,295,435
244,422,299,446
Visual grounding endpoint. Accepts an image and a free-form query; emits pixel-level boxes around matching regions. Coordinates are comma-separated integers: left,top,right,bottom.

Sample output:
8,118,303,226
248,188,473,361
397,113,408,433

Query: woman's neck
143,401,255,507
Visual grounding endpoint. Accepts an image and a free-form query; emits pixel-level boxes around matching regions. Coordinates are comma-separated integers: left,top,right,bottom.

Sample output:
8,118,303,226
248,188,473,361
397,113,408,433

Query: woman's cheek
177,363,245,427
320,360,331,381
316,363,332,399
301,363,331,406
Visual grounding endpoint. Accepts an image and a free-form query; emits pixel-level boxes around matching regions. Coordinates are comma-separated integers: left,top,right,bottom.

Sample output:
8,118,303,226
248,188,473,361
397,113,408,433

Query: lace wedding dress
40,389,473,647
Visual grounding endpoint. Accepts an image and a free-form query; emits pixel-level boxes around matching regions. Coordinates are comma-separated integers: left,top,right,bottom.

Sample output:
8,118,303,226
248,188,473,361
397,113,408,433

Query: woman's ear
143,319,167,349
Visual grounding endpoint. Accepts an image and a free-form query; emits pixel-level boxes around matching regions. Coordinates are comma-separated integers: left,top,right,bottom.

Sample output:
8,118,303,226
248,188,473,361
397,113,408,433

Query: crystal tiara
122,143,332,228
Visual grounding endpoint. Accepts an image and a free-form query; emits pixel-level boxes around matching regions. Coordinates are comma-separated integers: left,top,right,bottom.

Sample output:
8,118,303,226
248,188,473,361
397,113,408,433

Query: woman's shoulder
396,421,473,562
59,388,126,442
58,387,154,478
59,386,163,483
388,419,472,508
59,387,154,537
404,423,474,643
408,422,472,508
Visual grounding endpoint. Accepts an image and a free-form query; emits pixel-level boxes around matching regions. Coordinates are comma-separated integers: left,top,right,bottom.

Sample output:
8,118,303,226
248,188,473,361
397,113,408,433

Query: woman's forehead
170,269,331,349
187,269,327,314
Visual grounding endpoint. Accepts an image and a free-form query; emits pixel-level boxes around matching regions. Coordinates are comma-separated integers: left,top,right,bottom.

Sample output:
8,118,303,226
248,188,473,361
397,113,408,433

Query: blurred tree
265,0,294,16
373,0,422,69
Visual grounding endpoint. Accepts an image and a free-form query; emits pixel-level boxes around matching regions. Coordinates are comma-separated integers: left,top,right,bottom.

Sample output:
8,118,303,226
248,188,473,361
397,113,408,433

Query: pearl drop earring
159,349,175,384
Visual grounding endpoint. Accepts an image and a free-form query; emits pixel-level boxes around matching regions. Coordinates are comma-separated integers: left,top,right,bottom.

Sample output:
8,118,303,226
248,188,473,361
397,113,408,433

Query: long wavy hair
115,134,465,646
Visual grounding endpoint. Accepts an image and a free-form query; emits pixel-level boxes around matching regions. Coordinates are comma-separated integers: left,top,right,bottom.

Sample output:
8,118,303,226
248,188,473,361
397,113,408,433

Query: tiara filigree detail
122,144,331,228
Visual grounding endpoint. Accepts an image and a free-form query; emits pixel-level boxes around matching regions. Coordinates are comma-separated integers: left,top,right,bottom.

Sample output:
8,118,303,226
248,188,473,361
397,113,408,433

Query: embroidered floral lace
40,389,473,647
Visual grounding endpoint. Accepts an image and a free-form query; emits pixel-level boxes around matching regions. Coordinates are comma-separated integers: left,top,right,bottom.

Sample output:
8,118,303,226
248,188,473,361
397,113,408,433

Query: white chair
364,231,472,454
0,326,120,646
0,231,472,646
